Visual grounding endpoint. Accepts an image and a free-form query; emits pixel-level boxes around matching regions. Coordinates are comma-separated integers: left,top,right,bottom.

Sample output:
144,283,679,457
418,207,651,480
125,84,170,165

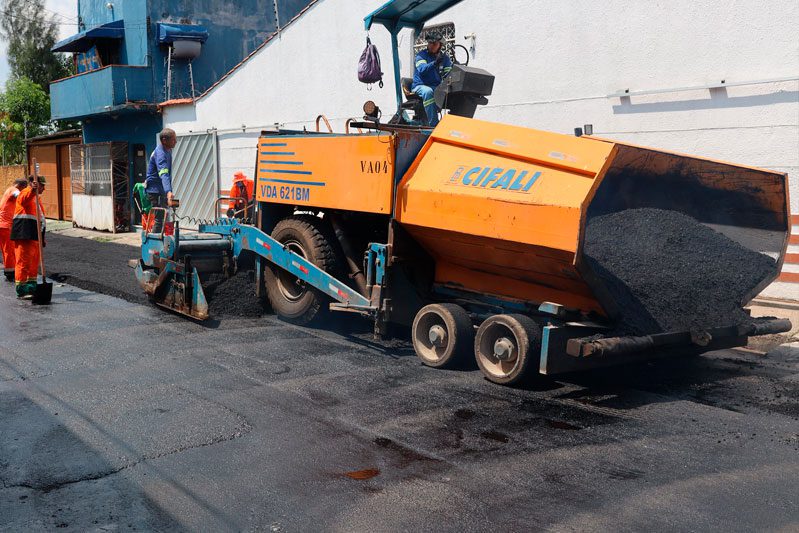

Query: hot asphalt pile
584,208,777,335
205,270,267,318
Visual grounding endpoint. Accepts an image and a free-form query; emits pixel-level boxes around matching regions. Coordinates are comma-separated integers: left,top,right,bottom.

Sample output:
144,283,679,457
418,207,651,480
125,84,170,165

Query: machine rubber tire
411,303,474,369
474,314,541,385
263,215,339,325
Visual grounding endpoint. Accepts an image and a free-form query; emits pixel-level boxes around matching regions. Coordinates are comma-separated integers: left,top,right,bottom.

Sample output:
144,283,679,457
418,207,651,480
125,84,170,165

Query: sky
0,0,77,86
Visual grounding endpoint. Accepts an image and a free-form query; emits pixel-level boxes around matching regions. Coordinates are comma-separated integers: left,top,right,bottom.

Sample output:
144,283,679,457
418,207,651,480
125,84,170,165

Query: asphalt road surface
1,234,798,531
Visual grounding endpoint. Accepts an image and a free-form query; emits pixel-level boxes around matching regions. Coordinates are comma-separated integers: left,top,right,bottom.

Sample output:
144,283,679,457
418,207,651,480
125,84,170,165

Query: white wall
164,0,799,297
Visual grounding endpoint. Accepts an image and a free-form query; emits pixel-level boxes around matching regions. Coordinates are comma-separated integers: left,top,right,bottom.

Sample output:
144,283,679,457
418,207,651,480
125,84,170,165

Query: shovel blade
32,281,53,305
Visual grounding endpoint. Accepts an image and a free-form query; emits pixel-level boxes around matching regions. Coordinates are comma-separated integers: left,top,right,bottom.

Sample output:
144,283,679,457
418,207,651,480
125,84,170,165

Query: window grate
413,22,456,57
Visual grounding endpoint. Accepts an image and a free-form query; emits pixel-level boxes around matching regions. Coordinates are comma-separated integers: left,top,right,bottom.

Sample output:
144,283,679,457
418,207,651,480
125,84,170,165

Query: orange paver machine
136,0,790,384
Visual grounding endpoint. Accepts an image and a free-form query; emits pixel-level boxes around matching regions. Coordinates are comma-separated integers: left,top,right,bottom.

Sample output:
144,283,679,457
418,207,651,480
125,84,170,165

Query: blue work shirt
412,49,452,90
145,144,173,195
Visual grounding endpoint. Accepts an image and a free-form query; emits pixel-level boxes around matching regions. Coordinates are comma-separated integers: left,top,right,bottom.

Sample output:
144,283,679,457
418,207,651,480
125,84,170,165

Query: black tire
263,215,340,325
474,314,541,385
411,303,474,369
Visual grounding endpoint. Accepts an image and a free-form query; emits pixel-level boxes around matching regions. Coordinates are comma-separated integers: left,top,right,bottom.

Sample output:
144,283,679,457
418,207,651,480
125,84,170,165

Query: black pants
147,193,166,232
148,193,165,208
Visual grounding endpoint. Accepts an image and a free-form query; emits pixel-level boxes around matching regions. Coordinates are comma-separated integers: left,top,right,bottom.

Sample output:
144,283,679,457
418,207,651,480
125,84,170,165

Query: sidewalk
46,219,141,247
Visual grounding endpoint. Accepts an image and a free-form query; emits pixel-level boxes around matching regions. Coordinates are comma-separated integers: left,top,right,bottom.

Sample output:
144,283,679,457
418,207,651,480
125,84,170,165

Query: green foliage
0,0,80,163
0,0,71,92
0,77,52,163
0,114,25,164
2,76,50,131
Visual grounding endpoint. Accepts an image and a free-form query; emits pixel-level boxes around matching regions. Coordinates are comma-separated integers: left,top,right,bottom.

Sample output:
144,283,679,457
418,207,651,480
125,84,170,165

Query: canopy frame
363,0,465,110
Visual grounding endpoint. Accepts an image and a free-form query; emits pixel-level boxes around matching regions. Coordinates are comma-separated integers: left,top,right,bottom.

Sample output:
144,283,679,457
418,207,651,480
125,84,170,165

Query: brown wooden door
58,144,73,221
28,145,59,219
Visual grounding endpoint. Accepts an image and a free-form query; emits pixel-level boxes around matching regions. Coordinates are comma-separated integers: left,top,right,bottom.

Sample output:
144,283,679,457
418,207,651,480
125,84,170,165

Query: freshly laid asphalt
1,233,798,531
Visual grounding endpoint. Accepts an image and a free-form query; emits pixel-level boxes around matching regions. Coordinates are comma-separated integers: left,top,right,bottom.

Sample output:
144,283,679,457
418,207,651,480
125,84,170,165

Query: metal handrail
215,196,252,220
345,118,364,134
315,114,333,133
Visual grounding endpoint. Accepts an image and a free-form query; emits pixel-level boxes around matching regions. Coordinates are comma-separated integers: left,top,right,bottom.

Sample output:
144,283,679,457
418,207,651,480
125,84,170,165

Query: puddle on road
545,419,582,430
454,408,476,420
343,468,380,480
480,430,509,443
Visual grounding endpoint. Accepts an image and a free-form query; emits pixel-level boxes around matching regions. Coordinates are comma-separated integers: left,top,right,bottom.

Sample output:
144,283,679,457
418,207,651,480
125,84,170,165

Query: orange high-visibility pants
14,239,39,296
0,227,14,277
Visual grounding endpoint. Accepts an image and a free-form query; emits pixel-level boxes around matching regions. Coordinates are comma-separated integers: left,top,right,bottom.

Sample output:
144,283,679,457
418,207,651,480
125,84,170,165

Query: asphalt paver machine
135,0,791,384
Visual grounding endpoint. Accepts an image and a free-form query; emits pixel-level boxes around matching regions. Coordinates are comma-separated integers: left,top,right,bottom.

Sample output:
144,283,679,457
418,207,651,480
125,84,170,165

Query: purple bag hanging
358,36,384,89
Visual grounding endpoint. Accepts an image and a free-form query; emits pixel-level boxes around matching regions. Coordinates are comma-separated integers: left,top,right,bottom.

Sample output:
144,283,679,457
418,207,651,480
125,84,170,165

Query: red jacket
229,174,254,211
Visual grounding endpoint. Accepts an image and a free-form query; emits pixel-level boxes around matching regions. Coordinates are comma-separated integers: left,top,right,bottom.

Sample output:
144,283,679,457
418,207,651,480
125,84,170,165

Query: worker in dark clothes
0,178,28,281
11,176,45,298
145,128,177,208
145,128,178,232
411,32,452,127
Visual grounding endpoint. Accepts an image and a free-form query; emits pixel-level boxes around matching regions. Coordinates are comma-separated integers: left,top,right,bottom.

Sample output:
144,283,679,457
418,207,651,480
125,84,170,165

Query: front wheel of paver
263,215,339,325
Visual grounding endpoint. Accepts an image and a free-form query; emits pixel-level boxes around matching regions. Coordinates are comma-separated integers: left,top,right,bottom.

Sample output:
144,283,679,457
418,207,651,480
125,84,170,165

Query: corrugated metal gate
172,132,219,228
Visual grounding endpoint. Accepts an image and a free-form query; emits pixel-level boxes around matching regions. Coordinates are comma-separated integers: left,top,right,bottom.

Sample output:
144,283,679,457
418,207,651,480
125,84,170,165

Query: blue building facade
50,0,314,214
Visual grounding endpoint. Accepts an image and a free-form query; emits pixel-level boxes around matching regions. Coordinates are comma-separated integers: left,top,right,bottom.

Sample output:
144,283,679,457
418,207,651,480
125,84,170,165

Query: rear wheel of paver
474,314,541,385
263,215,339,325
412,303,474,368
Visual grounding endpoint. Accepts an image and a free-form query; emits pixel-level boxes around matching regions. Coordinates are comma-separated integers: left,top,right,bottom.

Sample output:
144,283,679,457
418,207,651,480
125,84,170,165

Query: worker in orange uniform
227,172,254,219
0,178,28,281
10,175,46,298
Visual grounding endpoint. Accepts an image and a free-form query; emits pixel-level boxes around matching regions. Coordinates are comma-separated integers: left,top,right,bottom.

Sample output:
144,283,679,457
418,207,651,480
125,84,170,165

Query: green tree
0,76,50,162
0,113,24,164
0,0,72,93
1,76,50,137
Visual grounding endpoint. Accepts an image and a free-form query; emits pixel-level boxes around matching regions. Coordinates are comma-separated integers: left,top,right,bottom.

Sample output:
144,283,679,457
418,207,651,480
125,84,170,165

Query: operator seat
400,77,428,124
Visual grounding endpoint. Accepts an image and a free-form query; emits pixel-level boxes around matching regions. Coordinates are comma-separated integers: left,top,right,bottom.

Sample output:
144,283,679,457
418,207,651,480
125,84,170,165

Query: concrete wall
76,0,314,101
150,0,279,100
162,0,799,296
0,165,25,190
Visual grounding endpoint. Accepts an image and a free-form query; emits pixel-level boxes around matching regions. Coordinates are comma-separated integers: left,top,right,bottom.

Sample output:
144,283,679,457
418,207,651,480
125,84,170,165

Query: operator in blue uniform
145,128,177,208
411,32,452,127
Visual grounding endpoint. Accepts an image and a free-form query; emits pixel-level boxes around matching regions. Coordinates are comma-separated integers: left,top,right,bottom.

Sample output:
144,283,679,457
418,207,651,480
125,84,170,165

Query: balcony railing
50,65,154,120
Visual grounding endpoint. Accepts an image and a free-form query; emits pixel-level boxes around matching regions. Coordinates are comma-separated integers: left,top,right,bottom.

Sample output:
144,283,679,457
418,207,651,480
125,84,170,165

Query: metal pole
189,61,195,101
390,27,403,113
23,120,28,169
273,0,281,31
166,46,173,100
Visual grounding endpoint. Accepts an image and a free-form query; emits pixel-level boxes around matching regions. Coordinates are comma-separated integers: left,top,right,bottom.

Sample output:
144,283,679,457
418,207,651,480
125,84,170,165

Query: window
94,39,121,66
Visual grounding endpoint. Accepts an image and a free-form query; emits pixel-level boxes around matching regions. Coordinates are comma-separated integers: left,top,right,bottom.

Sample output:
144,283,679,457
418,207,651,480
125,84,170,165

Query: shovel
30,159,52,305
